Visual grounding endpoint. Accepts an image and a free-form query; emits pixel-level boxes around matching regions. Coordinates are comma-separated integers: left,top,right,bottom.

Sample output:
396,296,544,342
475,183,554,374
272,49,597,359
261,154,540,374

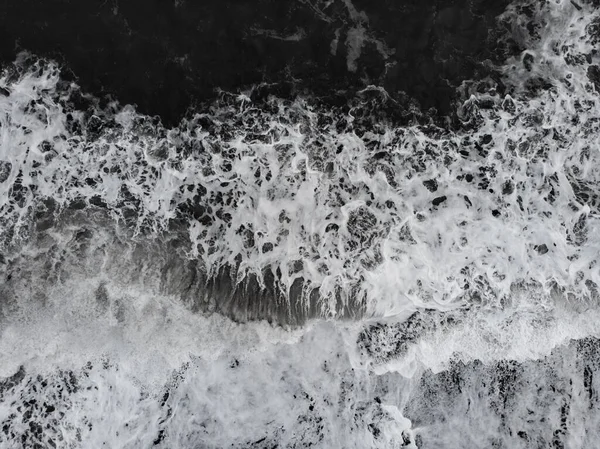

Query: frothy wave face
2,0,600,447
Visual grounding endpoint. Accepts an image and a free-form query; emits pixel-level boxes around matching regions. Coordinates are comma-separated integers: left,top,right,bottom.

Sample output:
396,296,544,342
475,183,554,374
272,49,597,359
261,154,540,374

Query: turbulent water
1,0,600,447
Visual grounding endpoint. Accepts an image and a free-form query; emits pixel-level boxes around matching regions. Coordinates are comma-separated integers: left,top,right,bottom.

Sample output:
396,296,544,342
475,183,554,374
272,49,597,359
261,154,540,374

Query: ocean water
1,0,600,447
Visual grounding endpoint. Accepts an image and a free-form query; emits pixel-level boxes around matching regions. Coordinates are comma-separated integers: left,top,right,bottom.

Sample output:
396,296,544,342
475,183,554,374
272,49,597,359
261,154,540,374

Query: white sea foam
2,0,600,447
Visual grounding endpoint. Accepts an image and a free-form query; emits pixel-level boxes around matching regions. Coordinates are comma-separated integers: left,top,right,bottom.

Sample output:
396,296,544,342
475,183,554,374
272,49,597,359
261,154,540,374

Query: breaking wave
2,0,600,447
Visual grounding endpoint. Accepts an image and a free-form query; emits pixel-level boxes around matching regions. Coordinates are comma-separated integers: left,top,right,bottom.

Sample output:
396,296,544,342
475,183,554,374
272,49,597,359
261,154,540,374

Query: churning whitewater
2,0,600,447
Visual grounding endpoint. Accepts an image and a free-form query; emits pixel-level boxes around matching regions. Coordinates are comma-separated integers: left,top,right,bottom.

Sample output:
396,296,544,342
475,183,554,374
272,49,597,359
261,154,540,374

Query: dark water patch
0,0,512,126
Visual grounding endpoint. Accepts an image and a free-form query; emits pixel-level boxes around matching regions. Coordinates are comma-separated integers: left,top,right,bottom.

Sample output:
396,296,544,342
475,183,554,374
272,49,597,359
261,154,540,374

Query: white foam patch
0,272,416,448
2,14,600,318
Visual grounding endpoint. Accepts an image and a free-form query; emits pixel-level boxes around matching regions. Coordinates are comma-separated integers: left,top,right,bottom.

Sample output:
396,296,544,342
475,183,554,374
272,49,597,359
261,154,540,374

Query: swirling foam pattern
2,0,600,447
